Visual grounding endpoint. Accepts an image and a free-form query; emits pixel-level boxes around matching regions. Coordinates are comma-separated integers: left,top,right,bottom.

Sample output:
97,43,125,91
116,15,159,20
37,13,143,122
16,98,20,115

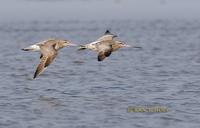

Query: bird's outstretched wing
97,44,112,61
33,56,48,79
33,45,58,79
97,30,117,41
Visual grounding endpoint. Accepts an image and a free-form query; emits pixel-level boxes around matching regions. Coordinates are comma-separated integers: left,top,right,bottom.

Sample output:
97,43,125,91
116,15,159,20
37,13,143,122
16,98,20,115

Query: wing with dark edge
97,44,112,61
98,50,112,61
104,30,111,35
97,30,117,41
33,45,58,79
33,56,48,79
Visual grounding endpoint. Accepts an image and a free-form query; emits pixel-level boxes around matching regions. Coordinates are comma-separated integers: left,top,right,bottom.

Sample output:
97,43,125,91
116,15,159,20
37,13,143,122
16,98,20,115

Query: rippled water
0,19,200,128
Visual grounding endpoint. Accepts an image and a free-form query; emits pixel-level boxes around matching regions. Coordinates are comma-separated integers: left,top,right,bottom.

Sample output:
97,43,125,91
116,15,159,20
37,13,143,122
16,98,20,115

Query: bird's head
61,40,77,47
115,41,131,48
115,40,142,49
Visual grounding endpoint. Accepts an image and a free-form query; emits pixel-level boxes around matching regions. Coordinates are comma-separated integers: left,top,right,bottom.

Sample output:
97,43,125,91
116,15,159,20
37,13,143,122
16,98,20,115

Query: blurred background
0,0,200,21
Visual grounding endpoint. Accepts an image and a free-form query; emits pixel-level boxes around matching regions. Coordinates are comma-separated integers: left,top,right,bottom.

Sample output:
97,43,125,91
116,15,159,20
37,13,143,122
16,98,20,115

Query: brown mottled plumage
78,30,131,61
22,39,77,79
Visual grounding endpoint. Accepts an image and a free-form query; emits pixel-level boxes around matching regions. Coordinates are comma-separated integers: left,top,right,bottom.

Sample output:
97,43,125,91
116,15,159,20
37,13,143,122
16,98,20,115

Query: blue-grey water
1,0,200,128
0,19,200,128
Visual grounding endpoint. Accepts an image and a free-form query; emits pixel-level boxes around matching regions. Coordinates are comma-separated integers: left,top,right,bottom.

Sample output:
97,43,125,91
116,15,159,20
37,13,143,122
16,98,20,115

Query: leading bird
22,39,77,79
78,30,137,61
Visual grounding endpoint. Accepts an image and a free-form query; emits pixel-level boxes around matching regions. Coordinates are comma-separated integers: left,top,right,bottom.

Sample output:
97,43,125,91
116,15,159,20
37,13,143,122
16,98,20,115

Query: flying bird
78,30,135,61
22,39,77,79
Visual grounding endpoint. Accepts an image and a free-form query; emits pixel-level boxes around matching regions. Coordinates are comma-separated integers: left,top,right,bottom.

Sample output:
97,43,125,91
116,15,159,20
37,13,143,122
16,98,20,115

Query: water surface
0,0,200,128
0,19,200,128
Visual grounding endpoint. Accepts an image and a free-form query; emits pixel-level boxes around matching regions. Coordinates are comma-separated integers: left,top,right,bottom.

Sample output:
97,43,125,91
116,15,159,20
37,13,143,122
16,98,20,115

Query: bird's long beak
122,44,132,47
68,43,78,46
132,46,142,49
122,44,142,49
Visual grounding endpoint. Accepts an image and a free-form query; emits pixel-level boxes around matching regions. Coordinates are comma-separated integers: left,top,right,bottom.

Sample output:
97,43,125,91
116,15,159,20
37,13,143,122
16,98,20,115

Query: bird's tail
21,45,40,51
78,45,87,50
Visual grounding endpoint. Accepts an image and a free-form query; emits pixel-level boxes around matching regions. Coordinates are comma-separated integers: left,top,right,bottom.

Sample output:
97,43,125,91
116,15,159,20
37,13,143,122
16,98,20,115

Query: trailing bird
22,39,77,79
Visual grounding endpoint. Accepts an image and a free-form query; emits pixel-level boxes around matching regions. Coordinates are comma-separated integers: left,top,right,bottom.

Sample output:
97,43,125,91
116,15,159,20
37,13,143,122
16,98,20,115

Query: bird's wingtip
104,30,117,37
33,75,37,79
133,46,143,49
104,30,111,35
